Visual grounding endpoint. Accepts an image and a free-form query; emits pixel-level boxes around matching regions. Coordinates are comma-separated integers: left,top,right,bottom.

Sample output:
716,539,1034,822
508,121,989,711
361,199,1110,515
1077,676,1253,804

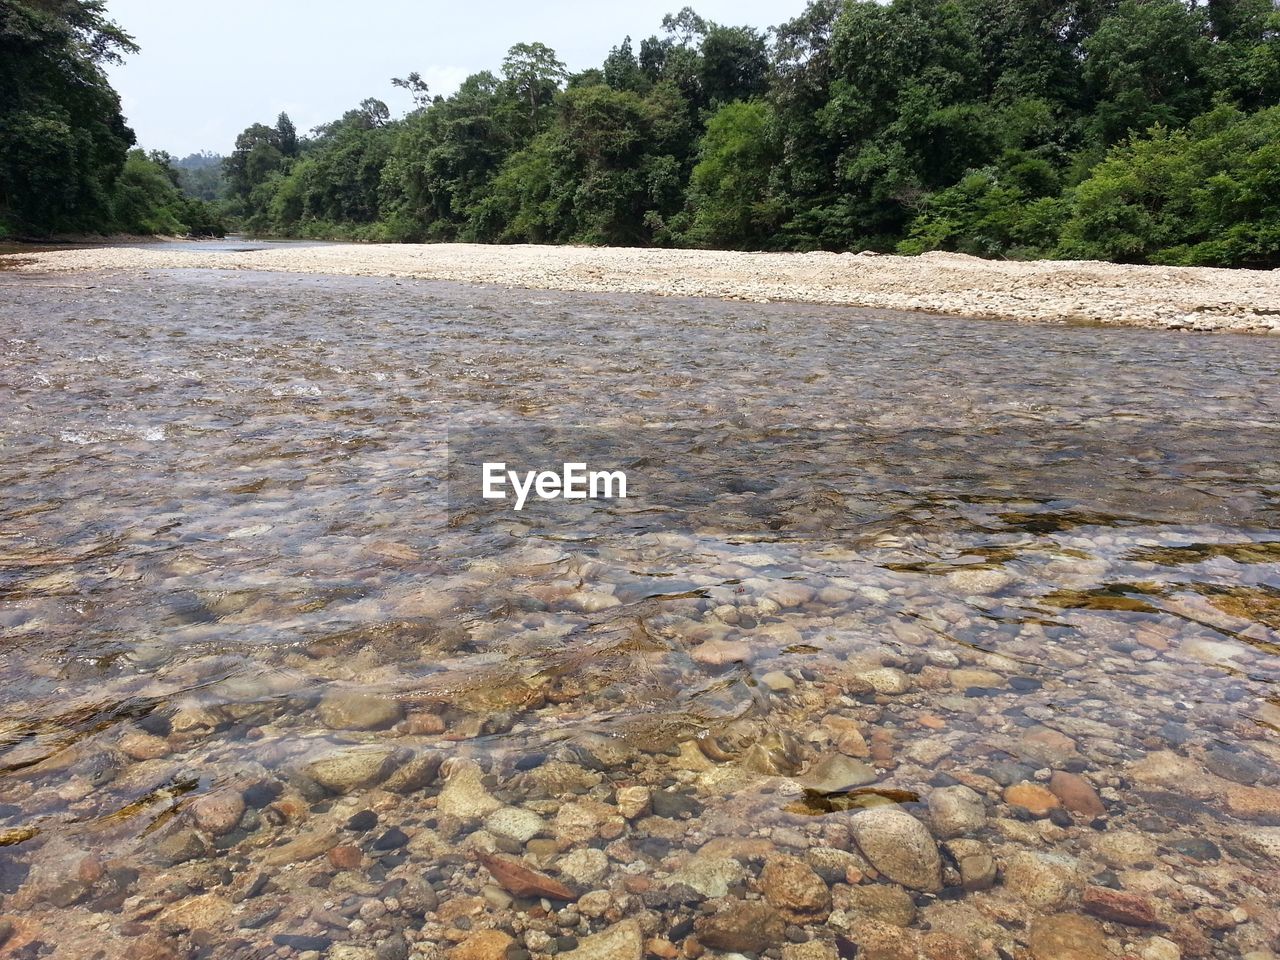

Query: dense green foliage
0,0,223,238
1059,105,1280,266
216,0,1280,266
5,0,1278,263
173,152,228,202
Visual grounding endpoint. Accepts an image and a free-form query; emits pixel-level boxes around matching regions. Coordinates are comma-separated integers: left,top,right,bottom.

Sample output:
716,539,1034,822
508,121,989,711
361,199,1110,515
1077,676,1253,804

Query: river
0,267,1278,959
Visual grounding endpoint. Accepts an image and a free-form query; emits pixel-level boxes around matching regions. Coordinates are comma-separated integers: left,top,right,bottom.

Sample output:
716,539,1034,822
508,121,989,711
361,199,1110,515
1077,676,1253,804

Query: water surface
0,269,1277,959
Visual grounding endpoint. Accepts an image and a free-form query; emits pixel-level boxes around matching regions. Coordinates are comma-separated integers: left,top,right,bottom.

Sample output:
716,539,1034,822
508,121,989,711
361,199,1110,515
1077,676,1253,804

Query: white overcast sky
103,0,811,156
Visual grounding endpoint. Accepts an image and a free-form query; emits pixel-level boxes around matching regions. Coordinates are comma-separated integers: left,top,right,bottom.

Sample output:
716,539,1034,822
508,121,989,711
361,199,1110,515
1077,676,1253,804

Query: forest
3,0,1279,265
0,0,224,238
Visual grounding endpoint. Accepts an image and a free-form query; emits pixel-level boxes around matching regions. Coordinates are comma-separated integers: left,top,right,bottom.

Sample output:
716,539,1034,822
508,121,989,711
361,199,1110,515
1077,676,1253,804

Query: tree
142,0,1280,267
502,42,568,137
392,71,432,109
686,100,783,248
290,103,395,225
381,70,515,240
224,122,286,199
699,25,769,105
173,152,227,202
0,0,139,234
476,77,695,246
662,7,709,46
276,112,299,157
604,37,648,93
1058,105,1280,267
1082,0,1213,144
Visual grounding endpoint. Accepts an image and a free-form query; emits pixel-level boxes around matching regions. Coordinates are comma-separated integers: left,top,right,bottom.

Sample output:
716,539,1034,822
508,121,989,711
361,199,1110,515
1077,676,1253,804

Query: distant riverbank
6,241,1280,334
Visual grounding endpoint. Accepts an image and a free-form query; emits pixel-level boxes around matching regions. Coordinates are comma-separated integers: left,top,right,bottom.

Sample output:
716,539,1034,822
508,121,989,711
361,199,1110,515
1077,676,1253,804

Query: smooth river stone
695,900,786,953
760,855,831,919
799,754,878,794
848,807,942,892
1049,771,1106,816
928,785,987,838
317,691,404,731
1028,914,1108,960
1224,783,1280,820
1005,782,1062,817
190,790,245,835
306,745,397,793
560,919,643,960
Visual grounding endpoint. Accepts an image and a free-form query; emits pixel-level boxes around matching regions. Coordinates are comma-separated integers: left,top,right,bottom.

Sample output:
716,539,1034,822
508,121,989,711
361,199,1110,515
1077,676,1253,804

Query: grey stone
848,807,942,892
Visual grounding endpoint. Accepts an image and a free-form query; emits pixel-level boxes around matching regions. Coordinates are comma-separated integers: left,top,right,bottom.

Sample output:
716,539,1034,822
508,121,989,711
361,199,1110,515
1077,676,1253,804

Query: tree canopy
7,0,1279,265
0,0,223,238
212,1,1280,266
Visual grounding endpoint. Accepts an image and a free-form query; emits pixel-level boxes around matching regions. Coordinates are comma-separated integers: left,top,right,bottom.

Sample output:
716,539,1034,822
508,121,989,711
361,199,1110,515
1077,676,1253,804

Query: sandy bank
5,241,1280,333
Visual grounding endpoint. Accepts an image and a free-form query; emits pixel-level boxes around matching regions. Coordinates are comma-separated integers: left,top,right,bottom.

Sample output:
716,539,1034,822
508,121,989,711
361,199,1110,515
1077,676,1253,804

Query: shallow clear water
0,269,1277,959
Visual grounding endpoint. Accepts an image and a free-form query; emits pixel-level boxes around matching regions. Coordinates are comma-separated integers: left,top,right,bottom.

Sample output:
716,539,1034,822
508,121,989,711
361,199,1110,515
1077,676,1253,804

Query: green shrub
1058,105,1280,267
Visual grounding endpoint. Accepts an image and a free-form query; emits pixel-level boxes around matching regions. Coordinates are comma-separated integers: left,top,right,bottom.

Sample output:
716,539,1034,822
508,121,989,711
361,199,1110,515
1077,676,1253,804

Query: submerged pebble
0,273,1276,958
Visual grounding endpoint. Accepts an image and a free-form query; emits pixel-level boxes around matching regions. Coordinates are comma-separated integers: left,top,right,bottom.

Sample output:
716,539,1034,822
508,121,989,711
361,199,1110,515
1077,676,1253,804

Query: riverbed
0,268,1278,960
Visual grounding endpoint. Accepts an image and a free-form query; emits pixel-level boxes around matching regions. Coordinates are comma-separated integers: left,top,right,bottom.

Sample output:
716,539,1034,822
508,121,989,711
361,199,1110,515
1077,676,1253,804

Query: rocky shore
5,241,1280,333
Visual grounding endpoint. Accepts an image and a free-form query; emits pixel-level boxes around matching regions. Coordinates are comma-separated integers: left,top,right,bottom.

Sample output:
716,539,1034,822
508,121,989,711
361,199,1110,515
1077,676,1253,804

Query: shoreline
5,241,1280,334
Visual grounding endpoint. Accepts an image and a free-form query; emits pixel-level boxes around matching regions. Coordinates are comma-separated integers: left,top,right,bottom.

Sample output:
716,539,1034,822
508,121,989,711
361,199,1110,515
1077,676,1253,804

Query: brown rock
838,728,870,757
1003,851,1083,909
869,730,896,766
831,918,917,960
76,856,104,884
119,731,171,760
695,900,785,953
45,881,89,908
328,844,363,870
615,785,650,819
1004,782,1061,817
783,944,840,960
560,919,643,960
157,893,233,933
306,745,397,793
1020,726,1078,766
449,930,515,960
921,933,982,960
948,668,1005,689
1137,630,1171,651
1224,783,1280,820
691,639,751,666
760,856,831,920
480,852,576,900
1027,914,1108,960
1194,906,1237,931
945,839,996,891
836,884,917,928
1082,885,1157,927
190,790,245,835
153,828,207,865
1049,772,1106,817
1165,918,1214,958
403,712,446,735
262,829,338,867
133,938,180,960
438,896,486,925
317,690,404,731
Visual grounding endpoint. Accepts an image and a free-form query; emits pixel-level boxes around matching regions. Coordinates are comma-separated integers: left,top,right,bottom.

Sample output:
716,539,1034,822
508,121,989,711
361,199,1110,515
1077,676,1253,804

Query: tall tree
276,112,299,157
501,42,568,138
0,0,138,233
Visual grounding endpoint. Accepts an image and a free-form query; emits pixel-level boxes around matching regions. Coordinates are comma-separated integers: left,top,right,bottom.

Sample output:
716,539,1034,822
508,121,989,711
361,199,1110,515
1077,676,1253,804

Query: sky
103,0,811,157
